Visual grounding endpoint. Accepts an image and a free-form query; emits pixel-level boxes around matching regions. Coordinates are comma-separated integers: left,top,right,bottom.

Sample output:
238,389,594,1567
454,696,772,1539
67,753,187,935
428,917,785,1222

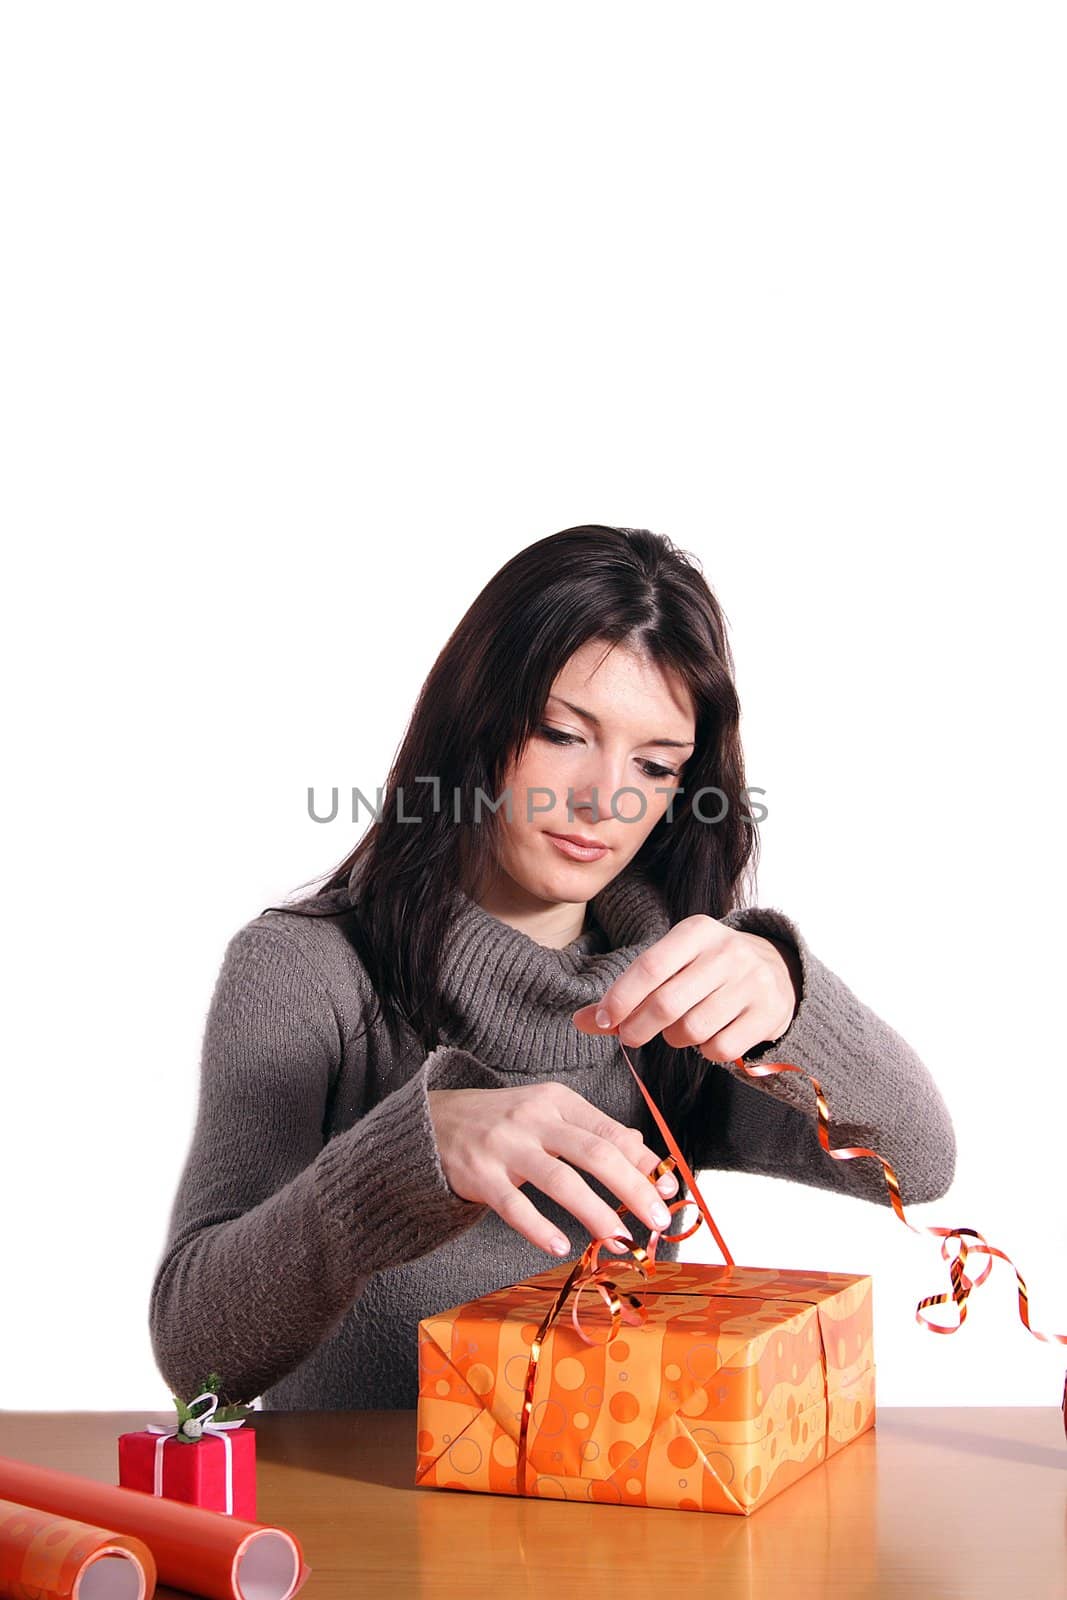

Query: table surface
1,1408,1064,1599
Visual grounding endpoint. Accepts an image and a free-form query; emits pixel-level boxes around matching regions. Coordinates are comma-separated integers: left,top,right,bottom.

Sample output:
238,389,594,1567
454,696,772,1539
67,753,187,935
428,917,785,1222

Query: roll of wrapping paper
0,1456,310,1600
514,1041,1067,1492
0,1496,156,1600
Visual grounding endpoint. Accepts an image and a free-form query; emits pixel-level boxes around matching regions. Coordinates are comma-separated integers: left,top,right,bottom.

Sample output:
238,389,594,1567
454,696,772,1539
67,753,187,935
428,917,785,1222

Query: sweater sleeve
148,921,497,1408
682,905,957,1208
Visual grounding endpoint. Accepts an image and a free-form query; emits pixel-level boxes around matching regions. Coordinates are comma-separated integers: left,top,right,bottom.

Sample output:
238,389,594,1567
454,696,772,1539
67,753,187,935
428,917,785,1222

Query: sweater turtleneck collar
428,859,672,1074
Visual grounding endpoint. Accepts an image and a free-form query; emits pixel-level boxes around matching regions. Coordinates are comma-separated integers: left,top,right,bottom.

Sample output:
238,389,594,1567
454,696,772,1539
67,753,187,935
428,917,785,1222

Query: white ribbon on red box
145,1389,247,1515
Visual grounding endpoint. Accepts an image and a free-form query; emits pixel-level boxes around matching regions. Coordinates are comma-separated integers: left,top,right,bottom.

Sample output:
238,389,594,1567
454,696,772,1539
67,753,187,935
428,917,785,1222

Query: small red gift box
118,1422,256,1520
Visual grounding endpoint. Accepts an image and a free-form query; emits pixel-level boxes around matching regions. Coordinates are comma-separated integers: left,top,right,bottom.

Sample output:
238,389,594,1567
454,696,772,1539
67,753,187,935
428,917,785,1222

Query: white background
3,3,1064,1412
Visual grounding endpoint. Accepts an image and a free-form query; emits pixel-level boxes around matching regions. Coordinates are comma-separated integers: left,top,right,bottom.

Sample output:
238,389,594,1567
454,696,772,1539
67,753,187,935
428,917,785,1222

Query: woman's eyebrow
546,695,696,750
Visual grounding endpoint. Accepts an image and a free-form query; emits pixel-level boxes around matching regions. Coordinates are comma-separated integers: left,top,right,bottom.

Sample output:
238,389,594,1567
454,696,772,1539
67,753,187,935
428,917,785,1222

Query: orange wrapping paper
0,1496,156,1600
416,1258,875,1514
415,1027,1066,1515
0,1455,310,1600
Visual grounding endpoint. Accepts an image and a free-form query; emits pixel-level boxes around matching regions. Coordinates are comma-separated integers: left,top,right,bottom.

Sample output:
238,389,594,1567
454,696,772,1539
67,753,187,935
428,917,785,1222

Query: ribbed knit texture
148,861,956,1411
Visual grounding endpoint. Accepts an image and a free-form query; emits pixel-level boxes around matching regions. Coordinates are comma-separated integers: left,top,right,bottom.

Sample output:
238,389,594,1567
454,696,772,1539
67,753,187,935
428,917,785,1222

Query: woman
149,525,956,1412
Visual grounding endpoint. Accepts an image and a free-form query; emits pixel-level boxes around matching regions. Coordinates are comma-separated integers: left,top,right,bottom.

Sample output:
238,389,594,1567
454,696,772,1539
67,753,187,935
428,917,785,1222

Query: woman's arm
148,922,494,1407
683,905,957,1208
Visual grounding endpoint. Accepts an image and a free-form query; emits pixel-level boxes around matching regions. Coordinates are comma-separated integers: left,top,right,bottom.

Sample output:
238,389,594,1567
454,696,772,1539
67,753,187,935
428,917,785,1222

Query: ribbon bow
146,1390,247,1515
514,1044,1067,1495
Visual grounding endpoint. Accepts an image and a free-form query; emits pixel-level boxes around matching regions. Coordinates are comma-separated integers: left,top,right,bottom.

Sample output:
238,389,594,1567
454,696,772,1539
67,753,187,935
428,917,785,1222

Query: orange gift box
415,1257,875,1515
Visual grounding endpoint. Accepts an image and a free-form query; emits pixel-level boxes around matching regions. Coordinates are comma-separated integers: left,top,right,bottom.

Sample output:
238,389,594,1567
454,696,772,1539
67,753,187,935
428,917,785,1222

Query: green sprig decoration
169,1371,254,1443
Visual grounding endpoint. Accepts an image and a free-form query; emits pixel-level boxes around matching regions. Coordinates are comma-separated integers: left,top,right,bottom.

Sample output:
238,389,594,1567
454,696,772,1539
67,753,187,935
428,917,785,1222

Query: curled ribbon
514,1044,1067,1496
145,1390,247,1515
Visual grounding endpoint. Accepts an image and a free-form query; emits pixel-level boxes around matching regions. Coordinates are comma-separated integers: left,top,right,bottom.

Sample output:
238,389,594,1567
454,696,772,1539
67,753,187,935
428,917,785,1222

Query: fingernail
595,1007,611,1027
605,1238,630,1254
651,1202,672,1228
656,1173,678,1196
551,1237,570,1256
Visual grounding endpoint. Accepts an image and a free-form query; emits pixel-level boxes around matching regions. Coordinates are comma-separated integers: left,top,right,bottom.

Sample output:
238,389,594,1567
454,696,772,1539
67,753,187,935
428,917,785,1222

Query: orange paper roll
0,1456,310,1600
0,1495,156,1600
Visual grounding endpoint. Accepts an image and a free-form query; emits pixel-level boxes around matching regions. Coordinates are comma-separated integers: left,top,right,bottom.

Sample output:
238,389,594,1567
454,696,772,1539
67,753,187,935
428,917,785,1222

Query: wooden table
1,1408,1064,1598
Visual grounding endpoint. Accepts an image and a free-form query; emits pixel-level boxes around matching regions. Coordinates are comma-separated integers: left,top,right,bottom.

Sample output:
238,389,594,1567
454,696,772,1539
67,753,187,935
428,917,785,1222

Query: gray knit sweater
148,861,956,1411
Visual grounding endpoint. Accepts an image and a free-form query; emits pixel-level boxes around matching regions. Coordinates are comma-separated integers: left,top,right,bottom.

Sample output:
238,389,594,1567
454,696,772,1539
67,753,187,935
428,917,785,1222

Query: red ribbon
514,1045,1067,1496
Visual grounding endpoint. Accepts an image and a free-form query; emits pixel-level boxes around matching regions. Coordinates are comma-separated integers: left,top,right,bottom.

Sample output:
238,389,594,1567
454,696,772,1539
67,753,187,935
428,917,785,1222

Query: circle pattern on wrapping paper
684,1342,721,1383
504,1353,536,1391
531,1397,568,1437
702,1448,737,1485
609,1391,640,1424
584,1385,603,1406
553,1357,586,1391
581,1439,600,1461
667,1435,698,1469
691,1428,730,1470
448,1437,483,1475
420,1339,450,1375
492,1434,518,1467
573,1411,589,1429
466,1363,495,1396
665,1362,681,1381
607,1340,629,1363
535,1477,568,1498
589,1479,623,1503
678,1387,708,1418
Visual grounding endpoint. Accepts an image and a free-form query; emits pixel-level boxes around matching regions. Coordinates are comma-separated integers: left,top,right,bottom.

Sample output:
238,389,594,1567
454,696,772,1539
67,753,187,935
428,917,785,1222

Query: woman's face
493,638,697,906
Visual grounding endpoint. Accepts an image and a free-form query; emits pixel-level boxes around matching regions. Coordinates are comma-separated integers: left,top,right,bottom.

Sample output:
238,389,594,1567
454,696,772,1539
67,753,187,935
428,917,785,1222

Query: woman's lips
545,832,610,862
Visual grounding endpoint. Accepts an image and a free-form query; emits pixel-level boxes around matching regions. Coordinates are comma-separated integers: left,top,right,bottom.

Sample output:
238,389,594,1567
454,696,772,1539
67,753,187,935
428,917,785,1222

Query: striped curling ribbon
514,1043,1067,1496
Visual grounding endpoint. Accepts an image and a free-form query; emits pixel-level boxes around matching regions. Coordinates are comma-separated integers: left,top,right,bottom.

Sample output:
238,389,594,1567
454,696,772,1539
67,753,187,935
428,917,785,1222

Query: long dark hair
263,524,761,1169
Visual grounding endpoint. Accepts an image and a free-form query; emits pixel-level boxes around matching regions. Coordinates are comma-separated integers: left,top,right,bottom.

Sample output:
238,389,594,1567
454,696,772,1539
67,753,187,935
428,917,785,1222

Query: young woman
149,525,956,1412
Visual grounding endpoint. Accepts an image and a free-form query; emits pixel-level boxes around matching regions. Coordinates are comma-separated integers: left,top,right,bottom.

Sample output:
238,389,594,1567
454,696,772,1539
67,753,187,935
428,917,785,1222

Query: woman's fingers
557,1095,678,1217
480,1176,577,1258
616,1123,678,1196
521,1150,639,1252
526,1130,676,1245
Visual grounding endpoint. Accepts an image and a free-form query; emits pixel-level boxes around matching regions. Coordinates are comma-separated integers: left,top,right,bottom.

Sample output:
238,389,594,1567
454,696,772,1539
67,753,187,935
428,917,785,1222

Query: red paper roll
0,1456,310,1600
0,1494,156,1600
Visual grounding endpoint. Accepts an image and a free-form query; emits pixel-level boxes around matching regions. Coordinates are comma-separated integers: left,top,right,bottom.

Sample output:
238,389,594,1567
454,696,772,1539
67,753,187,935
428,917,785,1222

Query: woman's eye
536,726,678,781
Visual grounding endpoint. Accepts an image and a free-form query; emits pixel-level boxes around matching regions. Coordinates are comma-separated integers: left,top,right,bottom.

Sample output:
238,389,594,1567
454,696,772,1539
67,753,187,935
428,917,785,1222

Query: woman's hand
426,1081,680,1258
572,914,801,1062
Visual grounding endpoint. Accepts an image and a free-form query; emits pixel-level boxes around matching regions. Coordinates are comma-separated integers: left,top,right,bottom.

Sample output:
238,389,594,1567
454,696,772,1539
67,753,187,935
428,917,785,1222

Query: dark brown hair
262,524,761,1170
